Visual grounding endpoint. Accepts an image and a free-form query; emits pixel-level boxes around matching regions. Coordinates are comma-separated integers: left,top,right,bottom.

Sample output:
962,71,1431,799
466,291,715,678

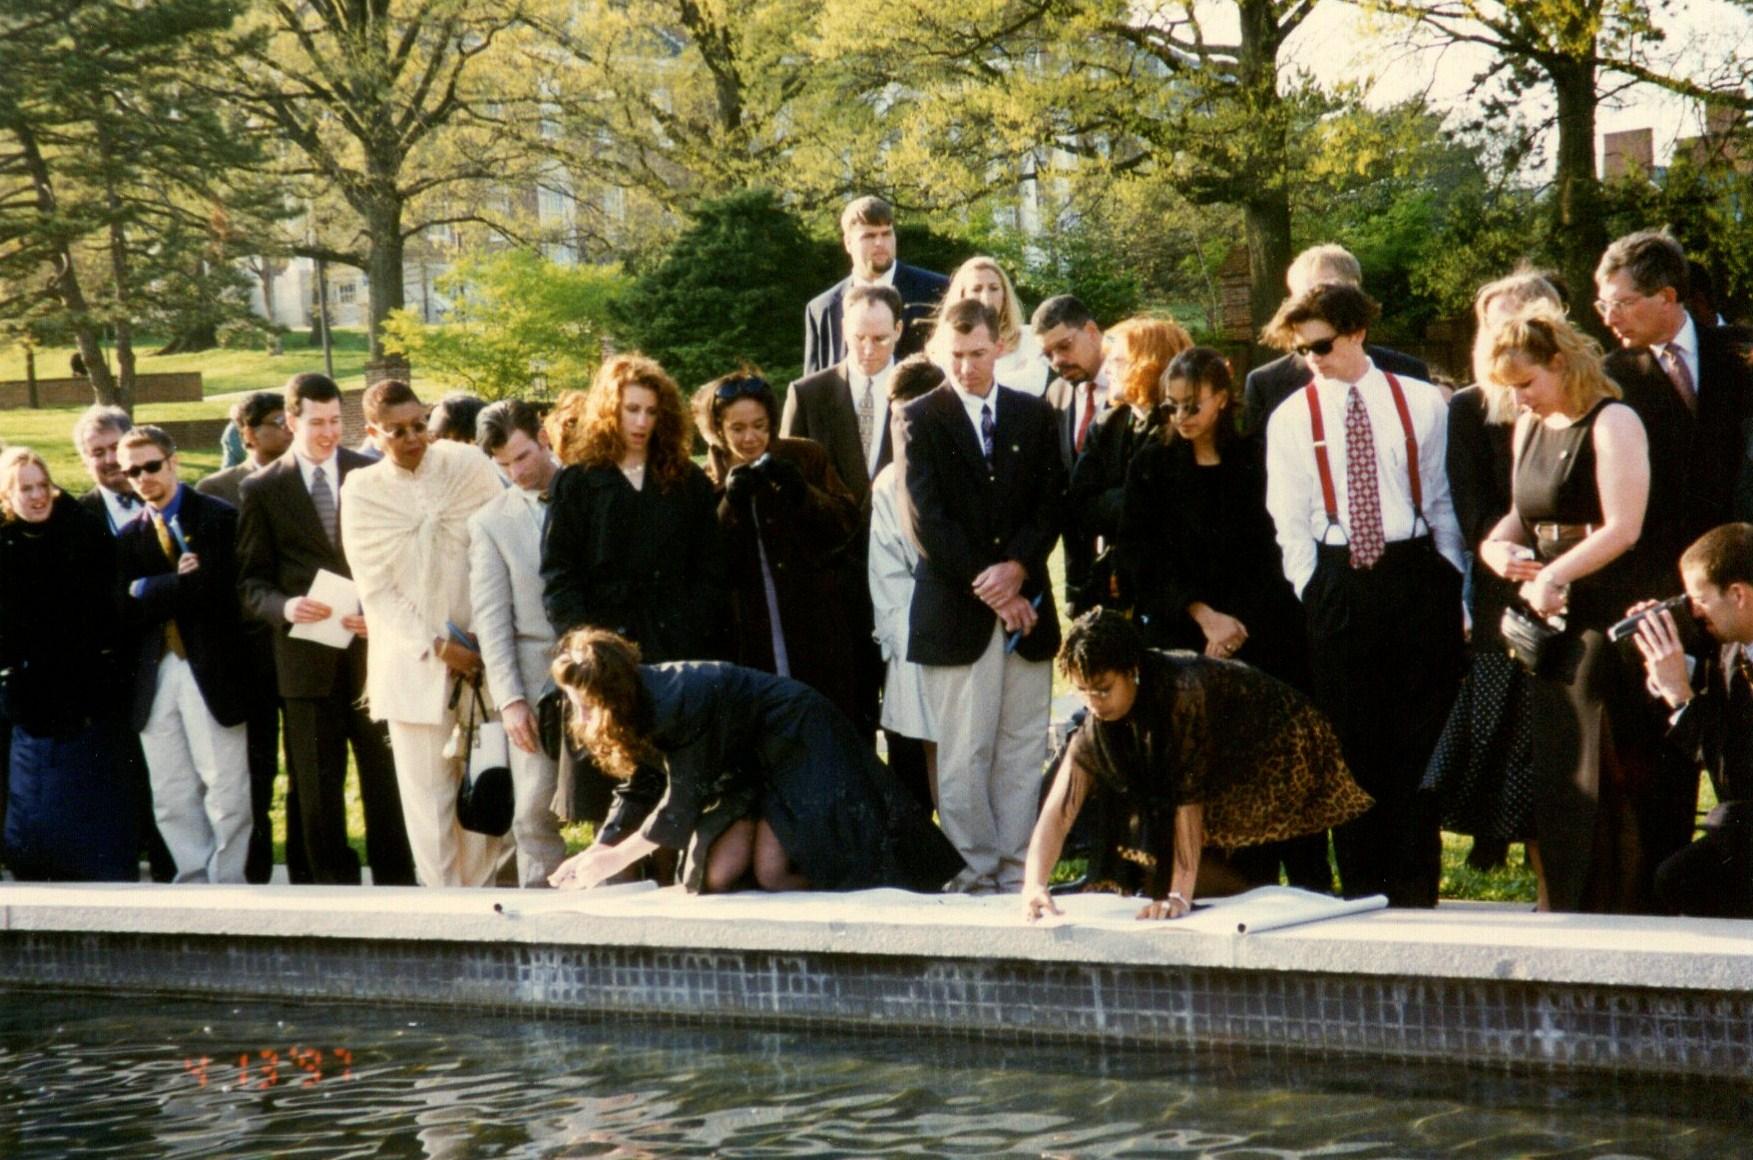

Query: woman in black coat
692,371,864,726
0,448,138,881
544,627,964,894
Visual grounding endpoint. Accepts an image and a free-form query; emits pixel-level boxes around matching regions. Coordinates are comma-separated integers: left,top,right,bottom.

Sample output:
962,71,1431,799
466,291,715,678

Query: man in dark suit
236,372,414,886
196,391,304,884
116,426,253,883
894,298,1067,893
1033,295,1109,614
1632,523,1753,918
803,195,948,376
1240,245,1430,436
784,284,905,513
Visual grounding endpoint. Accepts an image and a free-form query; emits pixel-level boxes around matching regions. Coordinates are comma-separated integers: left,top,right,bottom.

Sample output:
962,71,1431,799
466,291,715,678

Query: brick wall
0,372,204,411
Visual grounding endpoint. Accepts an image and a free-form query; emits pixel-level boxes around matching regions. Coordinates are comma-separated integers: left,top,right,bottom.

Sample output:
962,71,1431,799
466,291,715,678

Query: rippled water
0,989,1746,1158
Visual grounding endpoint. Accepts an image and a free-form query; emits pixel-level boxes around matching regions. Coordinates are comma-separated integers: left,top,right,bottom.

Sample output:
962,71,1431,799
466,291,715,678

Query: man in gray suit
469,400,567,886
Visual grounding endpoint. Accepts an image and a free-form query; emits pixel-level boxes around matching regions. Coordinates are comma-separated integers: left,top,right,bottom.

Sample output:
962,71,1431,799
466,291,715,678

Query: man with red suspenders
1263,282,1466,908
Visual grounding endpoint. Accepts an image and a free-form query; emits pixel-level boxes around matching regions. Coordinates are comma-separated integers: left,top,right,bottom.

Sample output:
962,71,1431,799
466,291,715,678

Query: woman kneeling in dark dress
1022,611,1371,922
546,627,964,894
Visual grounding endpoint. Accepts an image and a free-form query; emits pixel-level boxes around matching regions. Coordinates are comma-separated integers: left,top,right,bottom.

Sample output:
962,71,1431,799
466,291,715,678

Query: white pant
139,653,252,883
922,622,1050,891
386,718,509,887
507,642,566,887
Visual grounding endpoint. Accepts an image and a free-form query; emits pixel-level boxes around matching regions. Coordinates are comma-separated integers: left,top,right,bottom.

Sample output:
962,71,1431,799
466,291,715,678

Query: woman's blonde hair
544,354,692,488
550,627,657,778
1484,308,1620,417
0,447,56,523
1472,270,1567,425
1105,316,1193,411
944,256,1026,351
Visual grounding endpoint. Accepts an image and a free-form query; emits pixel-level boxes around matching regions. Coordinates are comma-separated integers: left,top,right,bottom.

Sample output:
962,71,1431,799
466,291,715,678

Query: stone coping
1,882,1747,995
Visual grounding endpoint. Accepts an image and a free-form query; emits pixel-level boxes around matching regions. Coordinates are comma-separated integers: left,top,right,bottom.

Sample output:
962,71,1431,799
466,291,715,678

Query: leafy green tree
379,249,629,399
613,189,839,389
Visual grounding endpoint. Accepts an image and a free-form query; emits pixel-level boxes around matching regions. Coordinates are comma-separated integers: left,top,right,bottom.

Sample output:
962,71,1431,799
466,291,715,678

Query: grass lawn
0,329,376,397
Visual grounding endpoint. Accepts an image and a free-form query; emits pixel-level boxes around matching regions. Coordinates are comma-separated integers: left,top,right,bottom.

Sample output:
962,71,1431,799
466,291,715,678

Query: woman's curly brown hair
543,354,693,489
1106,316,1193,413
550,627,657,778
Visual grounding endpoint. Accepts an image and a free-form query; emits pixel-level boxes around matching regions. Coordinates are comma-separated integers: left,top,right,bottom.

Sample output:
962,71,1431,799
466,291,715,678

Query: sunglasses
1293,337,1339,358
713,375,770,405
123,459,167,479
1161,398,1207,418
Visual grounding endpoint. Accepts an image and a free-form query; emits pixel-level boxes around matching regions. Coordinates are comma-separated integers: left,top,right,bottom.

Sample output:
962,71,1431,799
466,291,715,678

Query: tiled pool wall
3,931,1747,1077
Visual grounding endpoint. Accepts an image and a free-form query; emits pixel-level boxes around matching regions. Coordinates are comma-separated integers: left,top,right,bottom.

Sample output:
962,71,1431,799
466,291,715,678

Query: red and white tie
1344,386,1385,570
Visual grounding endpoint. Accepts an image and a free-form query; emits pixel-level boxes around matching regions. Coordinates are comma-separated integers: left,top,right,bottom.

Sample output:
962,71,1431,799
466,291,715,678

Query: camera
1607,594,1707,655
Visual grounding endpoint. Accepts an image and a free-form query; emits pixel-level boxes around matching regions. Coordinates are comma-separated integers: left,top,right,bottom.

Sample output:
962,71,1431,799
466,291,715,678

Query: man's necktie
1660,346,1697,413
980,402,995,466
1344,386,1386,570
116,491,140,510
856,379,875,462
1074,387,1096,455
151,513,186,659
310,467,339,548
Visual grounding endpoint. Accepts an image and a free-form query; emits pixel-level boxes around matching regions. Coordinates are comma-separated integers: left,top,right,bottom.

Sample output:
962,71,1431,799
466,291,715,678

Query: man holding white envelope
342,379,508,888
237,372,415,886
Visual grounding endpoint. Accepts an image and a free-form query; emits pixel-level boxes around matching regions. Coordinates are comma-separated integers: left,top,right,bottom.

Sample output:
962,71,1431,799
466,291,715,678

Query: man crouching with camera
1628,523,1753,919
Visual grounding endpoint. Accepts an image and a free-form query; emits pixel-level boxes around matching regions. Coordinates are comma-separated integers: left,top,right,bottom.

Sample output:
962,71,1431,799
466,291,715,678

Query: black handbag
1501,603,1572,680
453,674,515,837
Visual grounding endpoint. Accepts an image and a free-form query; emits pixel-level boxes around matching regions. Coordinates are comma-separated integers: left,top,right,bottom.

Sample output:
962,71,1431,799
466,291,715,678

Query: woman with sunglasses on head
1065,316,1192,614
0,448,138,881
542,356,729,846
546,627,964,895
692,370,864,726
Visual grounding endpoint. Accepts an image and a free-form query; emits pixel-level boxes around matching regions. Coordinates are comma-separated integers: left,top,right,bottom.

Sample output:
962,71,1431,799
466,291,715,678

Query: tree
379,248,629,399
613,189,839,389
0,0,276,410
228,0,542,366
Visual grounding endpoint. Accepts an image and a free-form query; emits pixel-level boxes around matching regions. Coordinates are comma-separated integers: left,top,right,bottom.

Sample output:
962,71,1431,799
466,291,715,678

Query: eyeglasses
123,459,166,479
1293,337,1338,358
713,375,770,405
1593,293,1647,318
256,415,288,430
382,420,428,440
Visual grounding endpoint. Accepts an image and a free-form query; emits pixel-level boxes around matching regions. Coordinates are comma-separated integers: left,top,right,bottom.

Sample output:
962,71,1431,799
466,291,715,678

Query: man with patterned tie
1034,295,1110,615
115,426,252,882
893,298,1067,893
1632,522,1753,918
1263,282,1465,908
237,372,415,886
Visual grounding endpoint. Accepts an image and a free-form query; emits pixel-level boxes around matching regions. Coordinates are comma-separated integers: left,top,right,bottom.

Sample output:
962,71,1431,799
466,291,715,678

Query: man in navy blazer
894,298,1066,893
116,426,253,883
803,195,948,377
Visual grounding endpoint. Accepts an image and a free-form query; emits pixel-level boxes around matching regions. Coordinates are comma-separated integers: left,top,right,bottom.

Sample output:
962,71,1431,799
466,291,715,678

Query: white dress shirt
295,452,339,498
96,485,142,534
1264,361,1465,596
951,379,998,450
1652,312,1700,392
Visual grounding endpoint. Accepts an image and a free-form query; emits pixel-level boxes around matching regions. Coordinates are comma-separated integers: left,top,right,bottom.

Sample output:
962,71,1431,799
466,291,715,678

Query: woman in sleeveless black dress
1475,310,1659,912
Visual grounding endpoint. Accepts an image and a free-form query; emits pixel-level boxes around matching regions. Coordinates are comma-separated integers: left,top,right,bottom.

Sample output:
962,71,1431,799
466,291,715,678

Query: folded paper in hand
288,568,360,650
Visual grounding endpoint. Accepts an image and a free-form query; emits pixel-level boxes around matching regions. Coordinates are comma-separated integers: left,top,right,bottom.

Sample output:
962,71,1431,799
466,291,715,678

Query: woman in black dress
545,627,964,894
1022,612,1370,922
1066,316,1189,613
1475,308,1656,911
0,448,138,880
692,371,864,725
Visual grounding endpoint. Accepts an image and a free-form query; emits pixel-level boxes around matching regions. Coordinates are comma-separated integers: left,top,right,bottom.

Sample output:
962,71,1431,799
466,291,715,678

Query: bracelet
1166,891,1189,906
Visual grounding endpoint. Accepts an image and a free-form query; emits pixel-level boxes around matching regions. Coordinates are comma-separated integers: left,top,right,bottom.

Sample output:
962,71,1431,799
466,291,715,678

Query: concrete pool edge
1,884,1747,1077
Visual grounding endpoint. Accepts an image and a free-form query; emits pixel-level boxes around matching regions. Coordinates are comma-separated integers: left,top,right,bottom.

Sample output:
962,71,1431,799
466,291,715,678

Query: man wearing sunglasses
115,426,253,883
1263,282,1465,909
1240,245,1430,437
341,379,509,888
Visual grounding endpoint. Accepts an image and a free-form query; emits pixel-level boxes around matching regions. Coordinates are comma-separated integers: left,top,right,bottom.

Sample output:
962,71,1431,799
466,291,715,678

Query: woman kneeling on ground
1022,611,1372,922
547,627,965,894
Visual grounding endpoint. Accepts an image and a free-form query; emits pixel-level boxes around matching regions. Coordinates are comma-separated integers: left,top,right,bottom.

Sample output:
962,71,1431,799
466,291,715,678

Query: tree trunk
1245,191,1294,351
1549,53,1609,343
1236,0,1294,353
23,345,38,409
363,200,406,365
98,112,137,414
156,320,220,355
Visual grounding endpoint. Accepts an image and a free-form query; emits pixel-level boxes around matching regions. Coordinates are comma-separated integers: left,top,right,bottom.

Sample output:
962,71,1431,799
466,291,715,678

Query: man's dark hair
120,424,177,459
362,378,421,423
844,282,903,323
1681,523,1753,590
839,195,894,233
889,354,946,403
430,392,486,443
1262,282,1381,351
476,399,545,457
236,390,285,431
942,297,1000,342
1596,230,1689,298
283,371,341,417
1058,609,1144,684
1031,294,1095,335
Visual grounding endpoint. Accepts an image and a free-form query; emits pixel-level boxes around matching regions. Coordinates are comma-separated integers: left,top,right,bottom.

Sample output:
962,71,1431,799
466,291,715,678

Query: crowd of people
0,194,1749,922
